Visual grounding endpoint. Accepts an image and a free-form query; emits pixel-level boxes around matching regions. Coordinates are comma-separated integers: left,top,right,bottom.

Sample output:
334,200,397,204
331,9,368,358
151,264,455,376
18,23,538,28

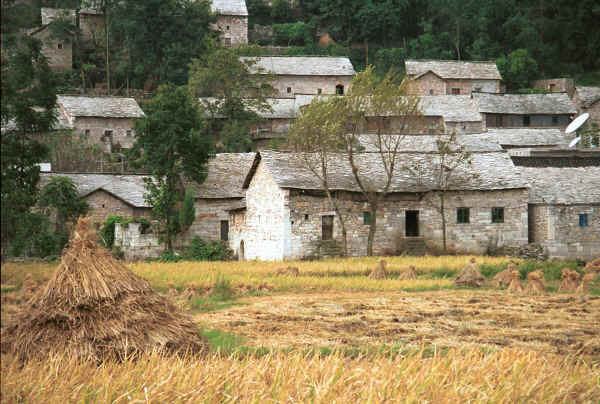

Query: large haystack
454,258,487,287
1,218,207,362
492,263,516,288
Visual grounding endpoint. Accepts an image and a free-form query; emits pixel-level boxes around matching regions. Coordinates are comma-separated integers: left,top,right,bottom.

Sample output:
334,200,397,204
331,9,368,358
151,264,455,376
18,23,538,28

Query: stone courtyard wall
114,222,162,260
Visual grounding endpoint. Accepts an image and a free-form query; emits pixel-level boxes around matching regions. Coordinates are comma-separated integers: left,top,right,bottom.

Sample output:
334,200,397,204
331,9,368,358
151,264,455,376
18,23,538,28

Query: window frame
456,207,470,224
452,88,460,95
491,207,504,224
363,211,371,225
579,213,589,227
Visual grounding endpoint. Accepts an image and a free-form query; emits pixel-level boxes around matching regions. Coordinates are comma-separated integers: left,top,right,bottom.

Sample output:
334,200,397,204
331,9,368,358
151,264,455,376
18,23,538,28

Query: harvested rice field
195,291,600,356
2,255,600,403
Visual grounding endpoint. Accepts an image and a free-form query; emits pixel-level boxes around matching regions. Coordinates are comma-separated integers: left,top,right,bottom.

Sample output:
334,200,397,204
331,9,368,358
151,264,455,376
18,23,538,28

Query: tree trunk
367,198,377,256
440,192,447,252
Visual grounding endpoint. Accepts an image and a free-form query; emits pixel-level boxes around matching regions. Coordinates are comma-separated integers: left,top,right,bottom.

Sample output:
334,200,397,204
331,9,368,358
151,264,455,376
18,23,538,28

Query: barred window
491,207,504,223
457,207,470,224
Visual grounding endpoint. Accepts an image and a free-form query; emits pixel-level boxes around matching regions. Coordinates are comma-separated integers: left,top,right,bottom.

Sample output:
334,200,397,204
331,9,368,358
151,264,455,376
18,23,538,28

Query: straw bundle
1,218,207,362
275,266,300,277
558,269,580,293
584,257,600,273
492,264,516,288
576,273,596,294
397,265,417,280
454,258,486,287
525,270,545,295
507,270,524,293
368,260,387,280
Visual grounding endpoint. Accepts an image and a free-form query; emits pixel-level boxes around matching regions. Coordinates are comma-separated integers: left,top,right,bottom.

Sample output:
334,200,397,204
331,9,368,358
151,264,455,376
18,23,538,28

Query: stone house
210,0,248,46
241,56,356,98
573,86,600,126
519,166,600,260
229,150,529,260
28,8,76,71
418,95,483,134
532,78,575,97
405,60,502,96
57,95,144,153
182,153,256,243
39,173,152,225
473,92,577,129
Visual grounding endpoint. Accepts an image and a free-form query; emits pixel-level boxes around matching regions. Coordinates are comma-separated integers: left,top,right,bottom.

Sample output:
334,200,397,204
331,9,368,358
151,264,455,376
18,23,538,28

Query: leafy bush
183,237,233,261
8,212,64,258
158,250,181,262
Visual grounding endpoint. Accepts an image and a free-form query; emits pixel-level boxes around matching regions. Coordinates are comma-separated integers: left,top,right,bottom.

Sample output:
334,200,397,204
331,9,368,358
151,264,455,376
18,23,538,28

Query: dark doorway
239,240,245,261
322,215,334,240
405,210,419,237
220,220,229,241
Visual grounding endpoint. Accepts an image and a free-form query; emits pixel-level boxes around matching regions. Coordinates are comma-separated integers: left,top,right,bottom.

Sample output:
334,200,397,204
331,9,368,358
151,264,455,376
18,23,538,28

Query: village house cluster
20,1,600,262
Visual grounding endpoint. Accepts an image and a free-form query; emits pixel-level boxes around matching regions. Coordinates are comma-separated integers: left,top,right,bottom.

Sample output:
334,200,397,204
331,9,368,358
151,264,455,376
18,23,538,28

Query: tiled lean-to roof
187,153,256,199
406,60,501,80
245,151,526,193
518,166,600,204
241,56,356,76
57,95,145,119
473,93,577,115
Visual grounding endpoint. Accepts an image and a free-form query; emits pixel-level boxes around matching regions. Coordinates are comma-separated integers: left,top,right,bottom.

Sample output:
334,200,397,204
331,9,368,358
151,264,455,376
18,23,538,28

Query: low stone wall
114,222,162,260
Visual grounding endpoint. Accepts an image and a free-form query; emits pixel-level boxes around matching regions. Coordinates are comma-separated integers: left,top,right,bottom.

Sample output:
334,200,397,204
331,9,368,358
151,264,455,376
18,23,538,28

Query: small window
491,207,504,223
84,129,90,136
549,83,555,91
336,84,344,95
579,214,588,227
103,130,113,141
523,116,530,127
287,87,292,94
317,88,322,94
220,220,229,241
474,87,481,92
552,116,558,125
226,25,230,30
457,207,470,224
304,214,309,221
452,88,460,95
363,211,371,225
57,43,63,49
429,89,434,95
322,215,334,240
126,130,132,137
224,37,231,47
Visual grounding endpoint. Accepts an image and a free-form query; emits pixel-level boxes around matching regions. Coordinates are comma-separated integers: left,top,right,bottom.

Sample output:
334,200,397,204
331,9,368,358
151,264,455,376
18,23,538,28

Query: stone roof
41,8,75,25
419,95,482,122
210,0,248,16
57,95,145,119
240,56,356,76
186,153,256,199
473,92,577,115
247,150,526,193
576,86,600,108
357,134,503,153
518,166,600,204
40,173,151,208
1,108,73,133
406,59,501,80
485,128,570,148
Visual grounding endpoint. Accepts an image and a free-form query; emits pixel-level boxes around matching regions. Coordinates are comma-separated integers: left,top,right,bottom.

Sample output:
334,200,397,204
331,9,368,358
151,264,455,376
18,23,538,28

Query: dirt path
195,290,600,356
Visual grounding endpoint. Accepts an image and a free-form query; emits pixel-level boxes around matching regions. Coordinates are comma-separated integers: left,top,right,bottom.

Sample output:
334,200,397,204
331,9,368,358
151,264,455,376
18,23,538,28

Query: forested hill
249,0,599,85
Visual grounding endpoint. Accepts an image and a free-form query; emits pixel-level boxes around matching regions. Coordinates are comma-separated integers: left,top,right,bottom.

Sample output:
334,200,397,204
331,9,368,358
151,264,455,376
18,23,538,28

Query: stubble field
1,256,599,403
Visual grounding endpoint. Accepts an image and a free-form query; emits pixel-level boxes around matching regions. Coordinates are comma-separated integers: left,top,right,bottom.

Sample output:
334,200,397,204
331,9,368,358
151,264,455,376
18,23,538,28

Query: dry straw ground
2,255,599,403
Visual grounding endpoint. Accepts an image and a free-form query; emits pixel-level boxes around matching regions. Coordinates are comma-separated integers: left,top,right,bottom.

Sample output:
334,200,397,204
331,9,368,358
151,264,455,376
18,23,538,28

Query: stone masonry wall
540,204,600,260
179,198,242,244
408,72,446,95
271,75,353,98
72,116,136,152
282,188,528,259
34,28,72,70
230,160,287,260
528,204,548,243
445,120,485,134
213,15,248,46
84,189,150,224
114,222,162,260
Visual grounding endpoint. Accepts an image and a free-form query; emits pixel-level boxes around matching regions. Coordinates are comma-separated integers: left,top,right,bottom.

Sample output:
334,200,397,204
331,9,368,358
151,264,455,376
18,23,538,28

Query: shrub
184,237,233,261
158,250,181,262
8,212,63,258
212,273,235,300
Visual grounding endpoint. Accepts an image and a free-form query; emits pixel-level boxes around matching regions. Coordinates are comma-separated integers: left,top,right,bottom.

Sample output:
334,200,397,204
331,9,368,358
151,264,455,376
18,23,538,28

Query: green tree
112,0,214,87
131,84,212,249
496,48,539,91
339,67,421,256
179,188,196,232
38,176,88,236
189,45,275,152
1,33,56,254
288,97,350,256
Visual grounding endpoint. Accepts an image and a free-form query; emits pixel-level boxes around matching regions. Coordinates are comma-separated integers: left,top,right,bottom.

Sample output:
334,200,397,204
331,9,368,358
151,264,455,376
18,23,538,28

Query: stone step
403,238,426,256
